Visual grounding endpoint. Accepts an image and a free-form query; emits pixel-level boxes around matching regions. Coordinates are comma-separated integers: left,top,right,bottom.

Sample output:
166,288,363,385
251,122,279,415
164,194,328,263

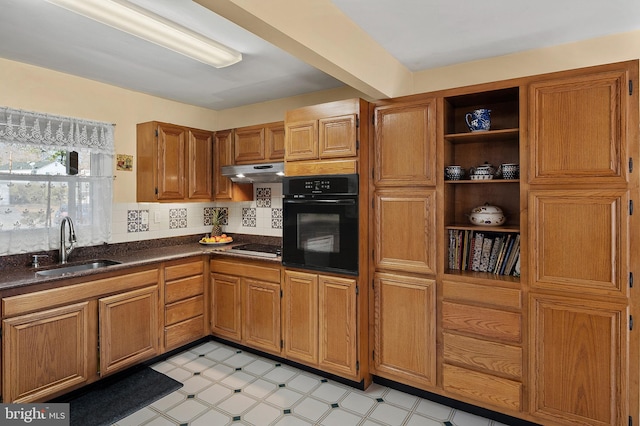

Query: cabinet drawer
165,315,205,350
443,364,521,411
210,259,280,283
165,295,204,325
165,276,203,304
442,280,521,309
165,259,204,281
442,301,521,343
443,332,522,379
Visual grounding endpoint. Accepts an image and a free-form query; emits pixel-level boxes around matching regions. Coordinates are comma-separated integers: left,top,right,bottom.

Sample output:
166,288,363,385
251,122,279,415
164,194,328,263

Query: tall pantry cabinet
527,62,639,426
368,60,640,426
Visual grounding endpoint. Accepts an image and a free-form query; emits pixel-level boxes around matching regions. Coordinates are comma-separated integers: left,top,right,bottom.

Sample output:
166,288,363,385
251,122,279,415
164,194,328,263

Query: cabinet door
3,302,95,403
285,120,318,161
374,99,437,186
211,273,242,341
529,67,630,184
214,129,234,200
529,189,628,296
373,273,436,389
530,294,626,426
99,286,159,376
318,275,358,379
266,122,286,161
235,124,266,163
319,114,357,159
157,123,187,200
243,279,281,355
188,129,213,199
283,270,318,364
374,189,437,275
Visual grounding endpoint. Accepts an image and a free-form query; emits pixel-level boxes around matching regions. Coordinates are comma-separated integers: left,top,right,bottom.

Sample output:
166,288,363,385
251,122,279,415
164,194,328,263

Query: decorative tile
127,209,149,232
271,208,283,229
242,207,256,227
256,187,272,208
204,207,228,226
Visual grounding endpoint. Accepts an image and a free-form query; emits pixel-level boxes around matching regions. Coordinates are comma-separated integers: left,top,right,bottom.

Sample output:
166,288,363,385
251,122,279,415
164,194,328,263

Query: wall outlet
154,211,161,223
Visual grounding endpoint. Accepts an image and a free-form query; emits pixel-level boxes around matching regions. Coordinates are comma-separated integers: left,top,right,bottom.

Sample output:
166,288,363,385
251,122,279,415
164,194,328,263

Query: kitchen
1,1,640,426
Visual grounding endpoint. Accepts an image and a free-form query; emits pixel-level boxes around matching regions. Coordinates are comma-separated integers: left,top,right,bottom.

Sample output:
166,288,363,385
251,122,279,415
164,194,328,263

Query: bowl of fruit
199,234,233,245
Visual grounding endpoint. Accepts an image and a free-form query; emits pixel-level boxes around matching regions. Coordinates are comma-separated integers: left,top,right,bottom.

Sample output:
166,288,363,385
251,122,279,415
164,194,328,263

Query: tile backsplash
112,183,283,243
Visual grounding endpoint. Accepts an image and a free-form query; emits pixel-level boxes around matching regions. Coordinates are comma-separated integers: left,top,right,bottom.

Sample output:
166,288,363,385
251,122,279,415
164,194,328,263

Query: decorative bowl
469,203,506,226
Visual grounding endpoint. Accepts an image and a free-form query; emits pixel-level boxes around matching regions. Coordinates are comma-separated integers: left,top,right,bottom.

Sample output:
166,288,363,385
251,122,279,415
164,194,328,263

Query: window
0,107,114,255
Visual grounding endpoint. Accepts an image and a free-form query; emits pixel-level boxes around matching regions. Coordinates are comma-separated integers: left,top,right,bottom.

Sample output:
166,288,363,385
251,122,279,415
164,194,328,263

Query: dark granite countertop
0,234,281,292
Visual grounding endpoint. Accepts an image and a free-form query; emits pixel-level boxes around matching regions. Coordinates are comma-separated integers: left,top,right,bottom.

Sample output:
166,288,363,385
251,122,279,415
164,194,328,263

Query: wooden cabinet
2,302,95,403
243,279,281,354
369,97,438,389
283,270,359,380
137,121,213,202
213,129,253,201
441,279,523,412
530,294,626,426
285,115,357,161
372,272,436,389
282,270,318,364
526,61,639,426
99,286,159,376
235,121,285,164
164,258,206,351
210,272,242,341
210,258,282,355
1,266,159,402
373,189,436,275
529,68,630,185
284,98,369,177
373,98,437,186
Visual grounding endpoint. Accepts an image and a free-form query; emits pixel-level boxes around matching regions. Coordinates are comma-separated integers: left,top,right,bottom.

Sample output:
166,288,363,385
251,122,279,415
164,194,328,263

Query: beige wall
2,29,639,203
0,58,219,203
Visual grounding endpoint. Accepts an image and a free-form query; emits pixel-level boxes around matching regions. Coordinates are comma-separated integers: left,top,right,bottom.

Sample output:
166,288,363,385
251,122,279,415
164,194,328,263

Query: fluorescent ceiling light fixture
46,0,242,68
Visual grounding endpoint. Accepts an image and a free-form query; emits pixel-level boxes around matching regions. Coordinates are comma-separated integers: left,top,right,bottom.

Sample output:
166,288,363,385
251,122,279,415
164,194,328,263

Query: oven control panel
283,174,358,196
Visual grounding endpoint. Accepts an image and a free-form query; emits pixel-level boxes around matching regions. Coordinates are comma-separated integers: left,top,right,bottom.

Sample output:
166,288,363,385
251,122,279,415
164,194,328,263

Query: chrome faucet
59,216,77,264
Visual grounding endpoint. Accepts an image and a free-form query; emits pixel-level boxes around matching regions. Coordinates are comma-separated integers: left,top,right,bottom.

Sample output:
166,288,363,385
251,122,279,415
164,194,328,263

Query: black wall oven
282,174,359,276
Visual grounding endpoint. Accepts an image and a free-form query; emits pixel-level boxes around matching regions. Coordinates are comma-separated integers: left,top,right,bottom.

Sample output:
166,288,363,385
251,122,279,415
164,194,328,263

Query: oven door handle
284,198,356,205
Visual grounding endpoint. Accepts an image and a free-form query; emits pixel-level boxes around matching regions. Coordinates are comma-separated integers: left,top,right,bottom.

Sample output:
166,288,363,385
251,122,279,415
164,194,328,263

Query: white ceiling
1,0,639,110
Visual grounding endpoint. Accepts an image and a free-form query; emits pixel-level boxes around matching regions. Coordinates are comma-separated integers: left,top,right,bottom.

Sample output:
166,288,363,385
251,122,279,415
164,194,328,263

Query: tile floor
113,341,510,426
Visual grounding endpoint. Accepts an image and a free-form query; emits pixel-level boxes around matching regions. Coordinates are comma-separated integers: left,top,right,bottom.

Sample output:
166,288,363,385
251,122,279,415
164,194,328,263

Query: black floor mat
65,367,182,426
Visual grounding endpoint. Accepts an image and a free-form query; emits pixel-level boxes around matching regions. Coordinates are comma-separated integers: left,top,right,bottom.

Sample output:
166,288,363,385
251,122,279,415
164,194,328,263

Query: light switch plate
154,211,161,223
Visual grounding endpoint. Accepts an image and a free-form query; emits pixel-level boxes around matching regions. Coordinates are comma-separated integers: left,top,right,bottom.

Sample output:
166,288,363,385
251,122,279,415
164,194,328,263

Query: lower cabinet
99,286,159,376
371,272,436,389
2,301,96,403
1,267,160,402
283,270,359,380
210,258,282,356
164,258,207,351
530,294,626,426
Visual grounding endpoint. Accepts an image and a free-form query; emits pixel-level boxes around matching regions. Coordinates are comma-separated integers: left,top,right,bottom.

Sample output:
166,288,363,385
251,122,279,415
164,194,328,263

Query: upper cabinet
284,98,369,177
214,129,252,201
234,121,285,164
529,67,631,185
285,114,357,161
373,98,437,187
137,121,213,202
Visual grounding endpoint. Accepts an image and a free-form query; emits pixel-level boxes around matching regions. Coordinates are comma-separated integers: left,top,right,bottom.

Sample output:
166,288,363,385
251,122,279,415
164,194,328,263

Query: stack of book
447,230,520,277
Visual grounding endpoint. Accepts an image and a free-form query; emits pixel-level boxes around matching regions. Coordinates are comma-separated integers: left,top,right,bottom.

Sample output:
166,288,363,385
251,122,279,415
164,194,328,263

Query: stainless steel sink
35,259,122,277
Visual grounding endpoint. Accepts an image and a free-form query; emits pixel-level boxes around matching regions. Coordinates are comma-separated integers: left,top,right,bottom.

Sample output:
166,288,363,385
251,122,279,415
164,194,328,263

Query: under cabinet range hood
221,162,285,183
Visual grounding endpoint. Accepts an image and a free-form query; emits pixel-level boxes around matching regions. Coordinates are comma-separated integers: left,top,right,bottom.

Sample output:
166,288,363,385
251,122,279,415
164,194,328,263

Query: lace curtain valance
0,106,115,155
0,107,114,255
